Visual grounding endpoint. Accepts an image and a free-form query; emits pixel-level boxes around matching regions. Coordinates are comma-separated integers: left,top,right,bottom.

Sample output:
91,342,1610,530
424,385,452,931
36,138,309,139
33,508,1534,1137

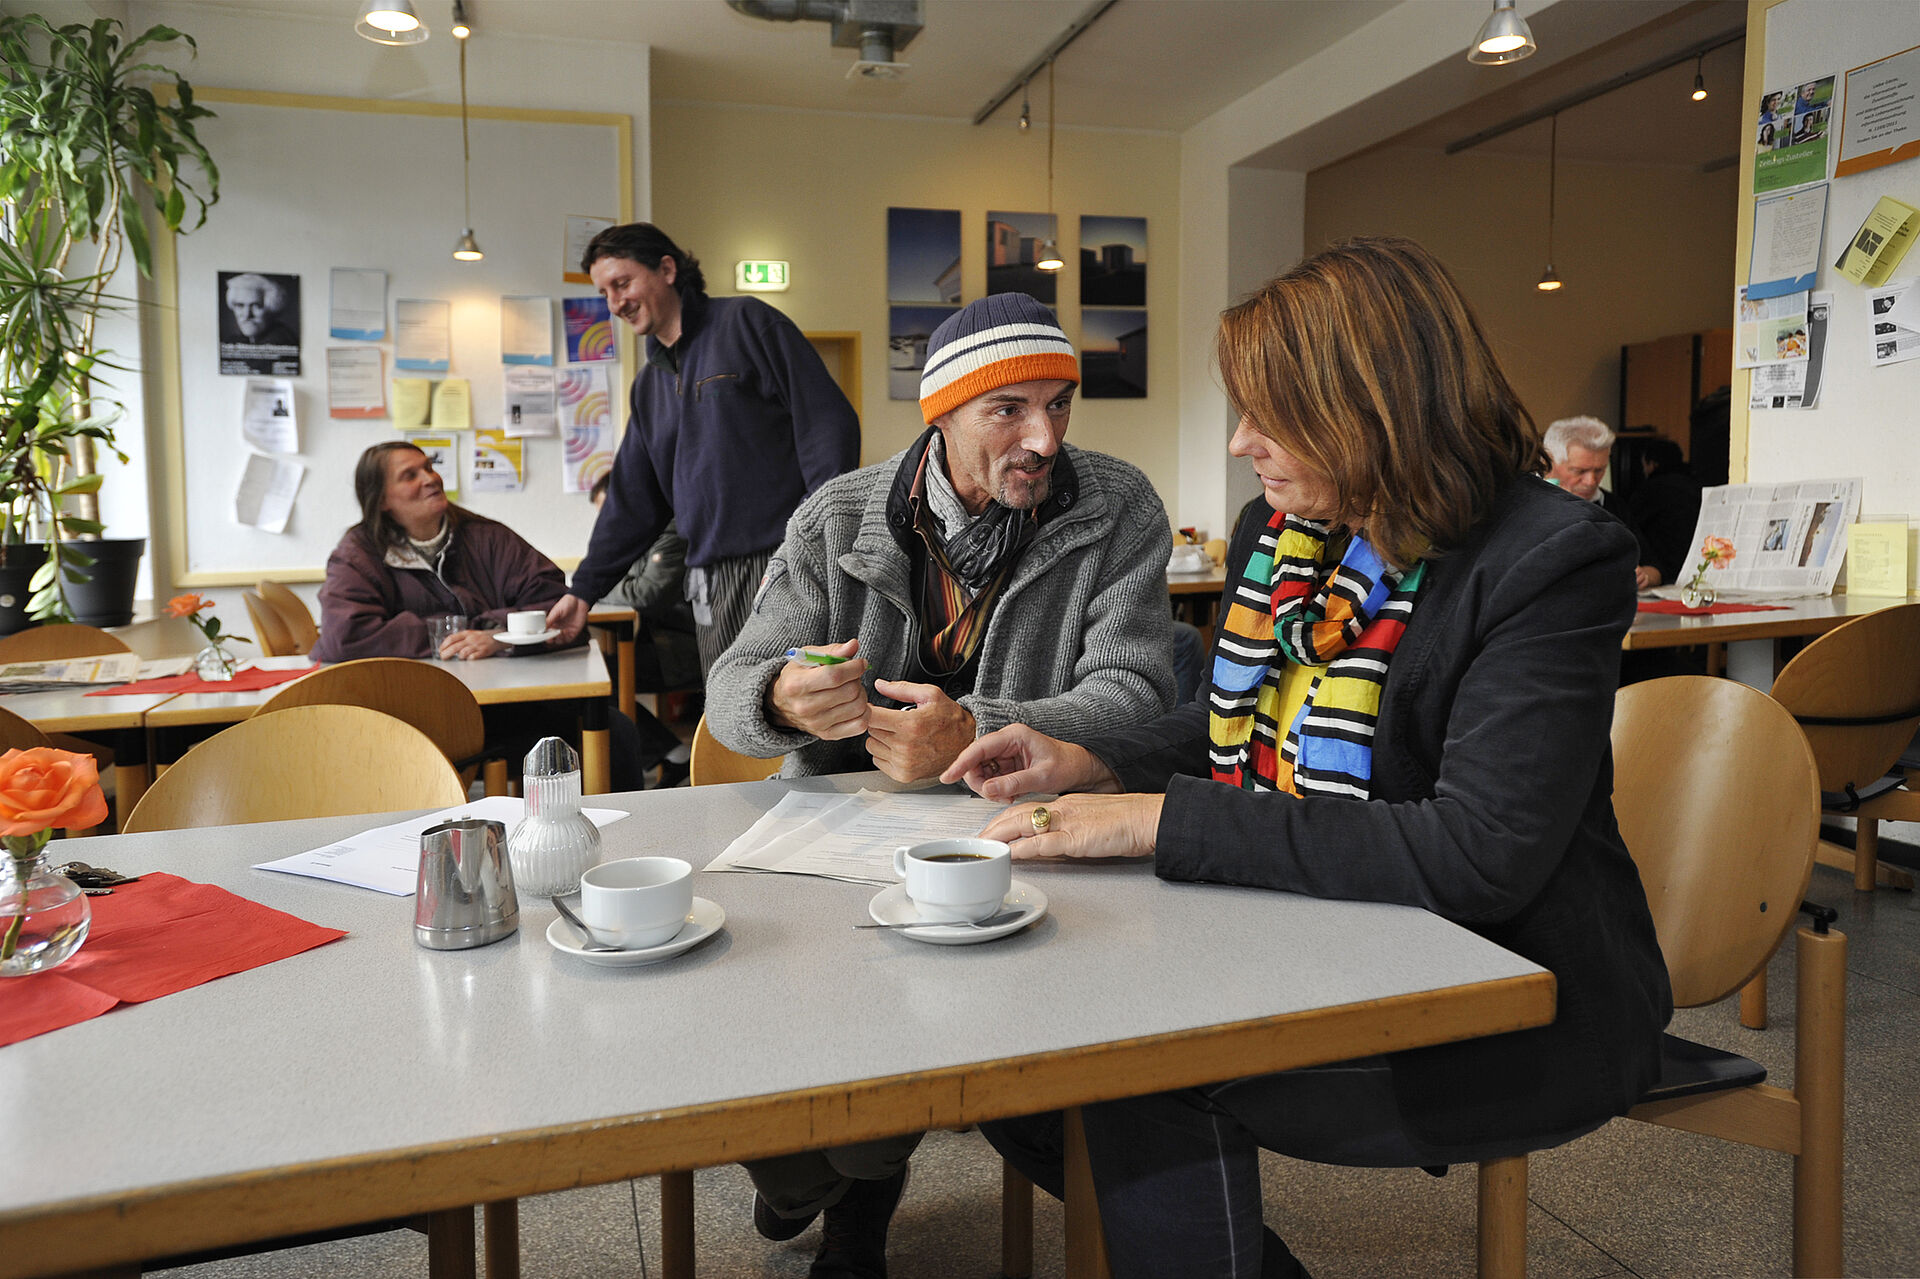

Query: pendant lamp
451,27,482,261
1468,0,1535,65
357,0,428,46
1537,114,1562,292
1036,61,1064,273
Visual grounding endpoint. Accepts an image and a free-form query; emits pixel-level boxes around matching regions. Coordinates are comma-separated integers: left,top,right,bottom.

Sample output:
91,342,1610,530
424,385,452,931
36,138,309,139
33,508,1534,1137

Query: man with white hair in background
1542,415,1615,504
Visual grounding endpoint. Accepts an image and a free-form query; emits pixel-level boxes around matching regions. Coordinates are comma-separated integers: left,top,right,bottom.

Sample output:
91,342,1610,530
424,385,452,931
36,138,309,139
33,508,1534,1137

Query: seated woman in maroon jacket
312,442,568,663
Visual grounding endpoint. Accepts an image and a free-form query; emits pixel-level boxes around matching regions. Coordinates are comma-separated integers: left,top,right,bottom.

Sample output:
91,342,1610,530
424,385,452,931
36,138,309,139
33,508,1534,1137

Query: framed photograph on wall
985,211,1058,305
889,305,958,400
888,207,962,304
1079,216,1146,306
1081,308,1147,399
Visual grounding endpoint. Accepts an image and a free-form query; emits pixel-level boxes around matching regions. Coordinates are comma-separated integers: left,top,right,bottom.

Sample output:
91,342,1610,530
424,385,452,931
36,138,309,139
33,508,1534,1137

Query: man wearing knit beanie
706,293,1174,1276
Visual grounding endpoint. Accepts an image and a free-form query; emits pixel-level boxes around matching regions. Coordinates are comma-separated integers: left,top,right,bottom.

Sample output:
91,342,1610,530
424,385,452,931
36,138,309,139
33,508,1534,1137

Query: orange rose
0,748,109,837
165,593,212,619
1701,536,1737,566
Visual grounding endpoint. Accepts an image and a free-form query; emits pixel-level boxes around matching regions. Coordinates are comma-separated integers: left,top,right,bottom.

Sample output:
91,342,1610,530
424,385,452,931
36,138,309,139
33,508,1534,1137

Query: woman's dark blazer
1096,476,1673,1148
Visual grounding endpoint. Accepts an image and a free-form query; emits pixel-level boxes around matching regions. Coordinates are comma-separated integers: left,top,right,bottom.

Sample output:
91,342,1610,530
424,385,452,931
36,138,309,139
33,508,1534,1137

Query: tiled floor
157,861,1919,1278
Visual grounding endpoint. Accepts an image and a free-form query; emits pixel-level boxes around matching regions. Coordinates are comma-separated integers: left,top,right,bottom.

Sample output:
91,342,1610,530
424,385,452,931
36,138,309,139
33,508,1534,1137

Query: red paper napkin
0,872,346,1047
1636,600,1792,617
85,664,318,696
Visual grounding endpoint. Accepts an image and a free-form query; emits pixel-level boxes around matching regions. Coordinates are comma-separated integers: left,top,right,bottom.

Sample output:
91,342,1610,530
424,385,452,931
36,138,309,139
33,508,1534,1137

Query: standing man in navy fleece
546,223,861,671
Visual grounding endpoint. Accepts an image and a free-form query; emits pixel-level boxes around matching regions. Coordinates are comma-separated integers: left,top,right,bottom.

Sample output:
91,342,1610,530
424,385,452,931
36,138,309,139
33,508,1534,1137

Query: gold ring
1030,806,1052,835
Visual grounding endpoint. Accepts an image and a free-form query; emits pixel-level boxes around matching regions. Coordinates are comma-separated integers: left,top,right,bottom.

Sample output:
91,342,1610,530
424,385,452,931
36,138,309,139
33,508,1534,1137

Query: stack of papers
254,795,632,895
0,653,145,693
706,788,1004,885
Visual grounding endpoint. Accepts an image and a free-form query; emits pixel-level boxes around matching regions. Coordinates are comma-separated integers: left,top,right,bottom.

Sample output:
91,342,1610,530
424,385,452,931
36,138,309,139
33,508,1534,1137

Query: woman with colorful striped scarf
941,237,1671,1279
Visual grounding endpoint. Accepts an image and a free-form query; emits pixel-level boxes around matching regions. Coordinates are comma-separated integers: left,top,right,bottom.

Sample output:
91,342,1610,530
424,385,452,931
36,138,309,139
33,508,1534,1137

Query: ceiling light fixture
1468,0,1535,65
452,32,482,261
1691,54,1707,101
357,0,428,45
450,0,471,40
1537,114,1561,292
1036,61,1064,272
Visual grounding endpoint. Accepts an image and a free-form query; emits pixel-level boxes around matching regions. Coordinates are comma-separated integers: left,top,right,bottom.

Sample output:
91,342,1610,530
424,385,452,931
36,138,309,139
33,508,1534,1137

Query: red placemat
1636,600,1792,617
0,873,346,1047
85,664,318,696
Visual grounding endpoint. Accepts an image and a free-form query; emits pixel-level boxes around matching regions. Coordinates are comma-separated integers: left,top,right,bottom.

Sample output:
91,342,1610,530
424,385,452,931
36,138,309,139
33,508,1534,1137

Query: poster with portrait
218,271,301,375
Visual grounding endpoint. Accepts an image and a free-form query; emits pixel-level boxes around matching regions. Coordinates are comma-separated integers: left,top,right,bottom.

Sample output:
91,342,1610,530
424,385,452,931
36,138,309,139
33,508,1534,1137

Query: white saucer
495,629,559,645
547,897,725,966
866,880,1047,946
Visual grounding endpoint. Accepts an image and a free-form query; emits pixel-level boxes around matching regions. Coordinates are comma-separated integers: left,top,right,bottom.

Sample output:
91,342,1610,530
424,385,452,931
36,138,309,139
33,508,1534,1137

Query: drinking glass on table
428,613,468,655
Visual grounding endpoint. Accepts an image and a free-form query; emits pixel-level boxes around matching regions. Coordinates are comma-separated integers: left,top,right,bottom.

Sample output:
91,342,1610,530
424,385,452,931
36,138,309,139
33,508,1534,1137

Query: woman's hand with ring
980,793,1164,861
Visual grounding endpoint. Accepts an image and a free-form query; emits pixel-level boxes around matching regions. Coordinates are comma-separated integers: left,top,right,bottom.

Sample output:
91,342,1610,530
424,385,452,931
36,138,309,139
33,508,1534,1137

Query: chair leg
1793,924,1846,1278
660,1170,695,1279
1853,818,1878,892
1063,1107,1113,1279
482,759,509,797
1477,1155,1528,1279
1740,970,1769,1030
482,1200,519,1279
1001,1159,1034,1279
425,1207,477,1279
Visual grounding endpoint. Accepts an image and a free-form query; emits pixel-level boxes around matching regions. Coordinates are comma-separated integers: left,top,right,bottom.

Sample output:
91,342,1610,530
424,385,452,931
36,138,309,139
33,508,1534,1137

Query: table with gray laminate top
0,773,1554,1278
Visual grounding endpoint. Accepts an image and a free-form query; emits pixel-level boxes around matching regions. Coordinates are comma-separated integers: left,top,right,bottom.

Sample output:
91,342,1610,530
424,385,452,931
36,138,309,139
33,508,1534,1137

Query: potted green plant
0,13,218,632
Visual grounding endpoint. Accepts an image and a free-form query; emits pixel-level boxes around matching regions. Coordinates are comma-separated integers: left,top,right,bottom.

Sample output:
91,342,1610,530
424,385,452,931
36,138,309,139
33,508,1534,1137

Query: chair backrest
1609,676,1821,1009
0,705,53,752
257,657,485,766
243,591,297,658
1769,601,1920,793
690,715,779,786
258,581,318,655
121,704,465,833
0,623,131,662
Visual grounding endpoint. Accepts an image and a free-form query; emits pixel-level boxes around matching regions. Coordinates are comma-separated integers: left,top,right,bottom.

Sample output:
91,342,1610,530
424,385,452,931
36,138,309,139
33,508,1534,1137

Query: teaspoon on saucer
855,909,1027,932
551,895,620,951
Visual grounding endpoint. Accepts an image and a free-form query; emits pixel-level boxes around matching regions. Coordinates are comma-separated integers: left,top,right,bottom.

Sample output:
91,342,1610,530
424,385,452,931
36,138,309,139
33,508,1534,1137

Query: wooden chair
1769,600,1920,894
243,589,297,658
0,705,53,751
259,580,319,655
121,704,465,833
689,714,780,786
1476,676,1843,1278
256,657,507,796
0,622,130,661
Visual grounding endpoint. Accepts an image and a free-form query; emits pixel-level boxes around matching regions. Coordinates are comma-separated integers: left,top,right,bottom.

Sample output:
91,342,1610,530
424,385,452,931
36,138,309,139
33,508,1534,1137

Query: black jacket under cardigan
1095,477,1673,1148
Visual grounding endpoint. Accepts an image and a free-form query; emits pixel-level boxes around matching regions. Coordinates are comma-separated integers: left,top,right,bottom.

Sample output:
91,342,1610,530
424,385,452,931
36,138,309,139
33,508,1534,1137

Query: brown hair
351,442,469,548
1216,236,1543,567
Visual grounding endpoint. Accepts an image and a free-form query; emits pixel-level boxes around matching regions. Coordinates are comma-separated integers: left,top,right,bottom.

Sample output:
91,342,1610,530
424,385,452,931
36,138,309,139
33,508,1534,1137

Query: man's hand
866,679,977,783
547,594,590,643
940,723,1120,801
438,629,505,661
1633,565,1663,591
767,638,869,740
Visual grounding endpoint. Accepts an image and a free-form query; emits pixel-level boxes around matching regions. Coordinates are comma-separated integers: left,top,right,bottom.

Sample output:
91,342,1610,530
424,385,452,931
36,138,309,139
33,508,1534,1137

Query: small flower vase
195,641,239,682
1,852,91,977
1680,578,1715,609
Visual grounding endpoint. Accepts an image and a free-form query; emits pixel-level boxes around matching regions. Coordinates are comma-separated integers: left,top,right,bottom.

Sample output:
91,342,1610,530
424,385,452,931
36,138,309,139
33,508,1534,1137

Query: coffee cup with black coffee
891,836,1012,923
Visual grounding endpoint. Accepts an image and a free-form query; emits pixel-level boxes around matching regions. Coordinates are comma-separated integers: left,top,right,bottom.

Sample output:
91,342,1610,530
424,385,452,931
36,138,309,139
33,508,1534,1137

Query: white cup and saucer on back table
495,608,559,646
547,856,726,966
867,836,1047,945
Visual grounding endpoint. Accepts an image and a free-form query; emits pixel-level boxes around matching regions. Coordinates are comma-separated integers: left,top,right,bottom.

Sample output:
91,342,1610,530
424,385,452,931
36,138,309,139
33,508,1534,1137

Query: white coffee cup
892,837,1012,923
579,856,693,949
507,609,547,636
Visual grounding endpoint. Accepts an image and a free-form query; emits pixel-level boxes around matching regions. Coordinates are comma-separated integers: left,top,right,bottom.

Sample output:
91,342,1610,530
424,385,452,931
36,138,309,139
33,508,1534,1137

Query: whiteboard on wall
1748,0,1920,524
160,91,632,585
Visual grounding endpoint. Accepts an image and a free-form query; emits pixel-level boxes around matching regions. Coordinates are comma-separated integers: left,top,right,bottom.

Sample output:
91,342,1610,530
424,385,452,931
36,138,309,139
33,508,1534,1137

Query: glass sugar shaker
507,737,602,896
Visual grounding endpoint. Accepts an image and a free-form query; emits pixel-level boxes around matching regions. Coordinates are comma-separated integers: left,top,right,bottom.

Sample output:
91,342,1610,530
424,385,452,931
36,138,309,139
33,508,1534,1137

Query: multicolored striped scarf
1208,510,1425,798
909,451,1027,673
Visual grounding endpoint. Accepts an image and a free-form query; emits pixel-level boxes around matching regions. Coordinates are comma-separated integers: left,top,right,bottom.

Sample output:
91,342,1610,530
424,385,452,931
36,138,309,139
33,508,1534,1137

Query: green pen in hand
785,648,849,665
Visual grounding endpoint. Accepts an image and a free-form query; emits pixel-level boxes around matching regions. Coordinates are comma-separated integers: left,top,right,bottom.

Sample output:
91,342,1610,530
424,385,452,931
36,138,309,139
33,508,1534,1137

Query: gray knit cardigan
705,442,1176,776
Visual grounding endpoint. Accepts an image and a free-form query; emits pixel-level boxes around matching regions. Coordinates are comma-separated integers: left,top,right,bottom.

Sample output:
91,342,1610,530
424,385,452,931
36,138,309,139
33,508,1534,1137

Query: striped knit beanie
918,293,1079,425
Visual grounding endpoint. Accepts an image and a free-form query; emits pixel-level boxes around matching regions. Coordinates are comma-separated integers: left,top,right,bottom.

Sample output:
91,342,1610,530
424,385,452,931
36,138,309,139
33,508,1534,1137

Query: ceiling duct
728,0,924,79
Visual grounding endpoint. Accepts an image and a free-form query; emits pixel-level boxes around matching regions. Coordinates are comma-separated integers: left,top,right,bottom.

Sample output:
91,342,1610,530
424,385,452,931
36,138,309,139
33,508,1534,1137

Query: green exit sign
735,260,790,292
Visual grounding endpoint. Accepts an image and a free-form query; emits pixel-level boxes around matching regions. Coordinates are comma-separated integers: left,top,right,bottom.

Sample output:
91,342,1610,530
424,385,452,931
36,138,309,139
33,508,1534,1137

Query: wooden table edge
0,970,1553,1276
1620,612,1860,650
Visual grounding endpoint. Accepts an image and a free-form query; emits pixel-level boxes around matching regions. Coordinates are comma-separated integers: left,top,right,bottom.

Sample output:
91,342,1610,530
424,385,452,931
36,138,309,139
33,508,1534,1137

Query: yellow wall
1305,146,1738,432
653,103,1181,494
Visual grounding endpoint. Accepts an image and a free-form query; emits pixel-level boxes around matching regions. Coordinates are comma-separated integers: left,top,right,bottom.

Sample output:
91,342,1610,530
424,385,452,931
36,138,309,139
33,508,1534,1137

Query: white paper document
394,298,452,372
1748,184,1828,299
241,377,298,453
706,788,1003,885
501,295,554,366
503,366,557,436
1867,278,1920,367
326,346,386,419
234,453,305,534
329,267,387,340
1685,478,1863,597
255,795,634,895
0,652,143,690
1750,293,1830,409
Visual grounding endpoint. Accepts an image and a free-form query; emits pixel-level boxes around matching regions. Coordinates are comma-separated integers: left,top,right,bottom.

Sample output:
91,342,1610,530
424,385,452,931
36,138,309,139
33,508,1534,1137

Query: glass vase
1679,579,1715,609
1,852,91,977
195,641,239,681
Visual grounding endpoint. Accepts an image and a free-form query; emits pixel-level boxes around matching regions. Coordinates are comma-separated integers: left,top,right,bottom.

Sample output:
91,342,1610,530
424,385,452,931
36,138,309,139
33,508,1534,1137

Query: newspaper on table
1682,478,1862,597
706,788,1004,886
0,652,143,692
